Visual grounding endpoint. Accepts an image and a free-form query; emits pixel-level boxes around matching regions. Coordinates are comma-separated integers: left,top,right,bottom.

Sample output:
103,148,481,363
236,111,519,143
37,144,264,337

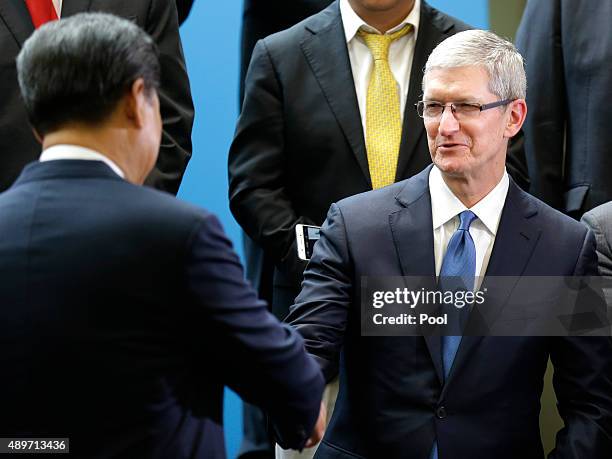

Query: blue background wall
178,1,488,456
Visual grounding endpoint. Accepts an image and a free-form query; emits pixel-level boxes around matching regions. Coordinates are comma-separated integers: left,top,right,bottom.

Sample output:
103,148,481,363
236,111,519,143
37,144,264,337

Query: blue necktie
431,210,477,459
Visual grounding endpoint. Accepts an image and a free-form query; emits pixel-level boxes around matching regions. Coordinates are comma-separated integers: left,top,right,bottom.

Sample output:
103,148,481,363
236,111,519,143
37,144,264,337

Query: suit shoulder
262,3,336,50
116,182,216,228
520,188,588,238
582,202,612,251
262,19,307,49
334,180,409,215
583,202,612,226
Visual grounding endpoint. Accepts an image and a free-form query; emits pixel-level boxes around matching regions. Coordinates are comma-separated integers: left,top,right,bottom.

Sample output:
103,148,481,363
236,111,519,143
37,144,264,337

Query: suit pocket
564,184,590,214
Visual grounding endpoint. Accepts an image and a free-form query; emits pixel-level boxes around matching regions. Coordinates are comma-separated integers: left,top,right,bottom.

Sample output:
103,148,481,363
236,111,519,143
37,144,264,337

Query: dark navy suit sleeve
550,229,612,458
286,203,353,382
186,213,324,449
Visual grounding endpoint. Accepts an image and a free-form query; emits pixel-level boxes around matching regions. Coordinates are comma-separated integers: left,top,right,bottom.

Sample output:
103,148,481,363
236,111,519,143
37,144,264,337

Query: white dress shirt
339,0,421,136
40,144,125,179
52,0,62,17
429,166,509,287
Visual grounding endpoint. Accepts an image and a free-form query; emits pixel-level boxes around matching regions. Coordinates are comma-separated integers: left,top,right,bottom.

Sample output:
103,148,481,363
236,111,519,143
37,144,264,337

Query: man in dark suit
232,5,528,453
238,0,333,321
238,2,333,457
0,13,324,458
516,0,612,217
0,0,193,194
229,0,528,324
287,30,612,458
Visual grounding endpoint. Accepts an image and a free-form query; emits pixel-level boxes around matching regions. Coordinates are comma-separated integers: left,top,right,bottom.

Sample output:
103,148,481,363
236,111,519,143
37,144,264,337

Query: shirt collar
53,0,62,17
429,165,509,235
339,0,421,42
40,144,125,179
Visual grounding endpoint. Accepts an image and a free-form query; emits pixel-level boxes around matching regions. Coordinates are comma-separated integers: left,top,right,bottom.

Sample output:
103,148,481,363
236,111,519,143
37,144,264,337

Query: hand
304,401,327,448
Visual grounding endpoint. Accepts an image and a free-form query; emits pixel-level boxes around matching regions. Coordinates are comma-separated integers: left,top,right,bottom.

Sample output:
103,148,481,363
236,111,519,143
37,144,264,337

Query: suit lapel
60,0,93,17
389,166,443,383
300,3,370,186
479,180,540,320
395,2,458,181
443,181,541,389
0,1,34,46
389,172,435,279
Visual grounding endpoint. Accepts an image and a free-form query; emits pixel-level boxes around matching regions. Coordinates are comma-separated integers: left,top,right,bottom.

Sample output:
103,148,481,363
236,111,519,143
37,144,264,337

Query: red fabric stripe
24,0,58,29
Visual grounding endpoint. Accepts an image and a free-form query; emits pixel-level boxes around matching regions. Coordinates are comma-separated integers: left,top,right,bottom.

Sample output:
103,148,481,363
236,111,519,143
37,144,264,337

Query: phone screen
304,226,320,259
297,224,321,260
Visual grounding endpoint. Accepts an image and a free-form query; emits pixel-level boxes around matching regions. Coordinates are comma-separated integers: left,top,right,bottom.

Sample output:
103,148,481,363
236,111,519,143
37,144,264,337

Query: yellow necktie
359,24,413,189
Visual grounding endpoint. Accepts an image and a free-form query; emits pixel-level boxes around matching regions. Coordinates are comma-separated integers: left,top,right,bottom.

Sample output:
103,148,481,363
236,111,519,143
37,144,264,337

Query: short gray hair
17,12,160,136
423,30,526,100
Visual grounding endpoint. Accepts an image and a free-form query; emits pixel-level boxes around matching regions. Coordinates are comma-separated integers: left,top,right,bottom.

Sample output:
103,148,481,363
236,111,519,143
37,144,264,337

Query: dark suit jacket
238,0,333,306
229,1,528,320
238,4,336,457
0,160,324,459
239,0,333,104
516,0,612,216
287,165,612,458
0,0,194,194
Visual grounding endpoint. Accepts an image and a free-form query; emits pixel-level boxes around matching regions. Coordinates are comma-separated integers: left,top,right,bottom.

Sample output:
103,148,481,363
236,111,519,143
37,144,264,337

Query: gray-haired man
287,30,612,459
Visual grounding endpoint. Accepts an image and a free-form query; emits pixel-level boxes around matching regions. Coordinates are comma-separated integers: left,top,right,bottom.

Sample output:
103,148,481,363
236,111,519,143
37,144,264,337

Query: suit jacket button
436,406,447,419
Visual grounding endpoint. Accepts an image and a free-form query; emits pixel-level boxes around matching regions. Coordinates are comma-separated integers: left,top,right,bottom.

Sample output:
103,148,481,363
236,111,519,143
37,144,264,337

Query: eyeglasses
415,99,514,120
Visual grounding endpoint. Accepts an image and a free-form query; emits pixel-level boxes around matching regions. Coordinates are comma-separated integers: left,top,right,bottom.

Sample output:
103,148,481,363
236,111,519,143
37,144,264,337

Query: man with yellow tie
229,1,477,457
229,0,528,323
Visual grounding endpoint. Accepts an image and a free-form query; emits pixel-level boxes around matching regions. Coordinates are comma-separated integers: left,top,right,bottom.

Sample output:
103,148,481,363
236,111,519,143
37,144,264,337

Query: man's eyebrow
453,98,480,104
422,98,480,103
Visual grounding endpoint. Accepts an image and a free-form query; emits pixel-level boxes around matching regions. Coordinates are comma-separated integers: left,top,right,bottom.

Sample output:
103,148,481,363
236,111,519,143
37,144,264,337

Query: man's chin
433,159,466,178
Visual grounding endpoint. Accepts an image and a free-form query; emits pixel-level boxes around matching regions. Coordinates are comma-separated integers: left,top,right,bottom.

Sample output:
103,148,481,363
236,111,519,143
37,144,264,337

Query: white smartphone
295,224,321,261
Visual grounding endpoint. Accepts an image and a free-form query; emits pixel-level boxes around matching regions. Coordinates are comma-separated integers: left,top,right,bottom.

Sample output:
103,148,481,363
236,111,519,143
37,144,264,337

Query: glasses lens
453,103,481,117
423,102,443,118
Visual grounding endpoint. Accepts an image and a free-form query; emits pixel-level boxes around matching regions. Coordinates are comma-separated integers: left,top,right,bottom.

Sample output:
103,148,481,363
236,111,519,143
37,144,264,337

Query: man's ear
504,98,527,139
123,78,147,129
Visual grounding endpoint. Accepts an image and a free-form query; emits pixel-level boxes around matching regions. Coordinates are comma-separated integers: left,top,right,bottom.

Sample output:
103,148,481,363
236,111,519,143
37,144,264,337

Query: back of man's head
16,12,160,137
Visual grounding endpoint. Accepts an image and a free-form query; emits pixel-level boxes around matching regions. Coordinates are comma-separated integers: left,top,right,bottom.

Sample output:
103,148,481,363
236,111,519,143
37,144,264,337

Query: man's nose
438,105,460,135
